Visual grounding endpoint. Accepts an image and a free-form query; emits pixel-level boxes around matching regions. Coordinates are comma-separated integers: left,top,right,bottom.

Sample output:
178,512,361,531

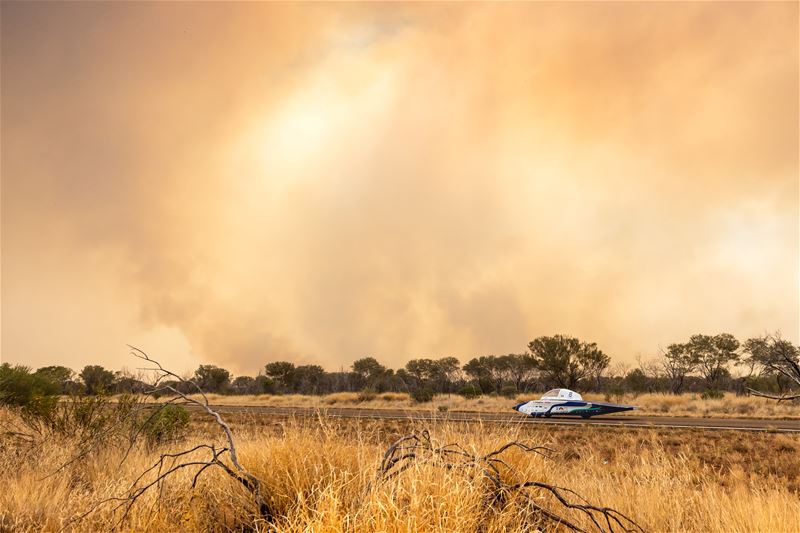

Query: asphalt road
208,405,800,433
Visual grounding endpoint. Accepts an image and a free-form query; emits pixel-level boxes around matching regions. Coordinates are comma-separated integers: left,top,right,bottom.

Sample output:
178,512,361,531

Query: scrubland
1,406,799,533
190,391,800,419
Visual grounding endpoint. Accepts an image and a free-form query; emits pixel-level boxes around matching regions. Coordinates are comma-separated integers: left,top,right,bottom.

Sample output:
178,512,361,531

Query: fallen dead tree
369,430,644,533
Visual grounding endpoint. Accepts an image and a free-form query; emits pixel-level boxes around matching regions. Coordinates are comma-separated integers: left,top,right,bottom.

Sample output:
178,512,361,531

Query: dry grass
186,391,800,419
187,391,419,409
2,407,799,532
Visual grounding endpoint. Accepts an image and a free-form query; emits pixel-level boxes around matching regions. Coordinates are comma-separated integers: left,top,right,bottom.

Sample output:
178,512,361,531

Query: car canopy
541,389,583,401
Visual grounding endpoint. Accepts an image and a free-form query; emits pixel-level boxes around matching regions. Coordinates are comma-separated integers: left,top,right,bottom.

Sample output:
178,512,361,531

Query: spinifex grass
1,408,798,532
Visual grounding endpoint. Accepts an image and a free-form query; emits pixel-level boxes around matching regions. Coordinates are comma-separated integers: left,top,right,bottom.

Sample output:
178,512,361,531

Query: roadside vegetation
1,345,798,533
1,405,798,532
2,333,798,410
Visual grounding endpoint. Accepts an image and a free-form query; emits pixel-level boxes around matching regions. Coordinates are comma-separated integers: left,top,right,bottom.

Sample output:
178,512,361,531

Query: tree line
2,333,798,404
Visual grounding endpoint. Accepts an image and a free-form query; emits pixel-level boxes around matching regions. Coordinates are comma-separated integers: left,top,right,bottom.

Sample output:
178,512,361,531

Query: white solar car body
513,389,635,418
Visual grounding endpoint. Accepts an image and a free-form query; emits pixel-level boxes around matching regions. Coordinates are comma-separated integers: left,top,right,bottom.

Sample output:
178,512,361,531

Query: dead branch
744,334,800,401
746,388,800,402
61,347,274,531
130,346,273,520
369,430,643,533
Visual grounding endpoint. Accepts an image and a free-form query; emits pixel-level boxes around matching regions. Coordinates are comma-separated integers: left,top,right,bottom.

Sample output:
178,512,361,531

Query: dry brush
18,348,641,532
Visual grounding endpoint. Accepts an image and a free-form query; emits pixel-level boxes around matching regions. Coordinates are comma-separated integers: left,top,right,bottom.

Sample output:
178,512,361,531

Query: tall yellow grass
1,407,799,532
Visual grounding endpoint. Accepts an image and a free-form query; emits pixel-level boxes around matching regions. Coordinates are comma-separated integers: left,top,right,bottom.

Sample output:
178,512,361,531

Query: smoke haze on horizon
2,2,798,375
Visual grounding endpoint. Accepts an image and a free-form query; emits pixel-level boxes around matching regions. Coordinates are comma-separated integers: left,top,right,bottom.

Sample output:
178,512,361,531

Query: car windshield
543,389,561,398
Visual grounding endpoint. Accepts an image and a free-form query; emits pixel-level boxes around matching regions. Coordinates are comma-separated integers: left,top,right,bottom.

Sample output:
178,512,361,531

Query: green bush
701,388,724,400
142,405,189,446
42,394,113,438
500,384,518,398
0,363,59,417
411,387,435,403
458,385,481,399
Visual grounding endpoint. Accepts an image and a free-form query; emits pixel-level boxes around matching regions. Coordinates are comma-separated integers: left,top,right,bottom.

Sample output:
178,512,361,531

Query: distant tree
742,333,800,401
615,356,663,395
79,365,115,395
294,365,326,394
193,365,231,393
463,356,504,393
157,379,193,396
433,357,462,393
624,368,649,394
35,365,74,385
687,334,739,390
394,368,415,390
607,361,631,380
34,365,75,394
499,354,537,392
527,335,610,391
264,362,296,392
660,343,696,394
351,357,389,389
635,356,664,392
376,368,397,392
227,375,275,395
230,376,256,395
462,357,490,383
405,359,437,385
325,370,357,393
113,369,149,394
405,357,462,393
604,361,629,398
254,375,276,394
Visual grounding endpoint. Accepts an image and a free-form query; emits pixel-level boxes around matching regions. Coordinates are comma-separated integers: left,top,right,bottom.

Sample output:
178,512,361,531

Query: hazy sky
2,2,798,375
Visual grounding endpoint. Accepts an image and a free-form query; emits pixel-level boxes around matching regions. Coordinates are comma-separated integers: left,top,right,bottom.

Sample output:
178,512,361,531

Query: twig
60,348,275,531
368,430,643,533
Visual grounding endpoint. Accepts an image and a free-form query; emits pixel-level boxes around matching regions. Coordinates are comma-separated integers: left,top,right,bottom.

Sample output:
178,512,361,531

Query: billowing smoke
2,2,797,374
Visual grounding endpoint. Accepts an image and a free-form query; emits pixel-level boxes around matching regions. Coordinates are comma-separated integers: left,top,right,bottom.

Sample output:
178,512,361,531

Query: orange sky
2,2,798,375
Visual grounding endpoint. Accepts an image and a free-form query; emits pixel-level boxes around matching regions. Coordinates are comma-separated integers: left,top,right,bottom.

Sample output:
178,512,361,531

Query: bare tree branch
746,388,800,402
60,348,275,531
743,334,800,401
127,346,273,520
368,430,643,533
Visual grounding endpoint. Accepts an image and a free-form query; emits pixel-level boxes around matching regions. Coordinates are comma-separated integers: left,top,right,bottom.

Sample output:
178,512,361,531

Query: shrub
43,394,137,439
142,405,189,446
322,392,360,405
357,390,377,403
500,384,518,398
11,393,143,447
701,389,724,400
411,387,435,403
0,363,59,418
458,385,481,399
379,392,409,402
437,405,449,412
